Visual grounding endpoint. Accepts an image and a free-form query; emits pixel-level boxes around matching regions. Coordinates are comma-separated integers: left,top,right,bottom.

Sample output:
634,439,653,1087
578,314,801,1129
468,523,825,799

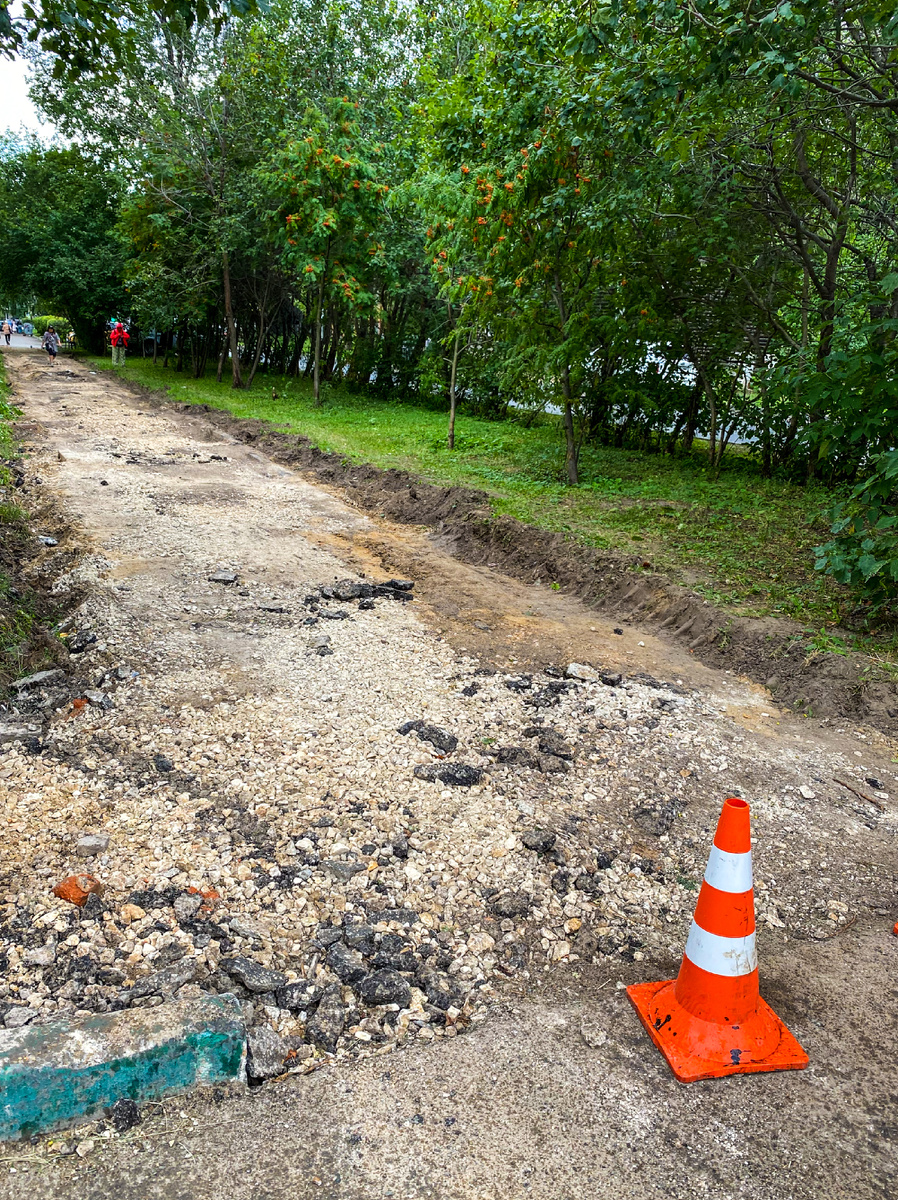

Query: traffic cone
627,796,809,1082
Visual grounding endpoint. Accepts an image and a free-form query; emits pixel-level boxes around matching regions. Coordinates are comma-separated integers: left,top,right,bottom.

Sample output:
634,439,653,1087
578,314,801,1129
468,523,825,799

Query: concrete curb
0,993,246,1141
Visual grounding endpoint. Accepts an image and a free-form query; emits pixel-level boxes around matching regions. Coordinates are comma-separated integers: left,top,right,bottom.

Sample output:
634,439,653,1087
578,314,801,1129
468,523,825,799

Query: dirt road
1,352,896,1199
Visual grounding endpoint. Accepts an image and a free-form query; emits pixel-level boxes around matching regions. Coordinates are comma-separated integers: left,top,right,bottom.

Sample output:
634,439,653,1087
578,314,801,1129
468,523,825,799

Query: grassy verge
91,355,892,656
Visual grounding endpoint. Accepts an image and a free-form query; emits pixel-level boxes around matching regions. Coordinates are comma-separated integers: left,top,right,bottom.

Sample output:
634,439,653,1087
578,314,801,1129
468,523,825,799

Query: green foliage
257,98,390,400
0,139,127,351
31,314,71,339
3,0,264,81
815,452,898,619
0,357,47,682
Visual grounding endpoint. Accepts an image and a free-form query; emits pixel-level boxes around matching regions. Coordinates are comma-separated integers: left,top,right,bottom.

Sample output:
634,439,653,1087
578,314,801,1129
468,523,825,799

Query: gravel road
1,352,896,1198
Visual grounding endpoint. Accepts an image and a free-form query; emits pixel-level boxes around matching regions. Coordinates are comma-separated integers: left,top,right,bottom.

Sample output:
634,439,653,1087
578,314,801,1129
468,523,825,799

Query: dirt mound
153,399,897,734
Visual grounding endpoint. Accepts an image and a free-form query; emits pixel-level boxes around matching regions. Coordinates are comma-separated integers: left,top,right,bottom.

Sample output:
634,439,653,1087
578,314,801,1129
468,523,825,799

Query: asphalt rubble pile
0,567,879,1084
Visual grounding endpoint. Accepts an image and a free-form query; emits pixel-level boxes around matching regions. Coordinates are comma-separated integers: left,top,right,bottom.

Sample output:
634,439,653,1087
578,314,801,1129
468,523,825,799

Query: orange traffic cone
627,796,809,1082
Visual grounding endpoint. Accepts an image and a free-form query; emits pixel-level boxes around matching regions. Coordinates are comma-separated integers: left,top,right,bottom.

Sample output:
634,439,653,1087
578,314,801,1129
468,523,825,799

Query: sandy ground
1,351,896,1199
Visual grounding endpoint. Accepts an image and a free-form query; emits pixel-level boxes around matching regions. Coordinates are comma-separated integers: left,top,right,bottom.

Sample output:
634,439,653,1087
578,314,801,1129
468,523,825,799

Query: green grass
91,354,894,654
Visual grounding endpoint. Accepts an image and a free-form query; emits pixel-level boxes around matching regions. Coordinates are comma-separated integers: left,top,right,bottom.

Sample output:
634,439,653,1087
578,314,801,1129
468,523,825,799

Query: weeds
804,628,852,660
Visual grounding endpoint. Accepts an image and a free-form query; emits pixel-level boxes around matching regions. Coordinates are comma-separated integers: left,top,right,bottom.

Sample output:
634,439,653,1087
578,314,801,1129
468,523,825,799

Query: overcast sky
0,52,54,136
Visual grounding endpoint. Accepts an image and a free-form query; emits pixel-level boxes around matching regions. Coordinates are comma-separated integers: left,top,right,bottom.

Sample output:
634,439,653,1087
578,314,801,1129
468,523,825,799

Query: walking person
41,325,60,366
1,319,11,346
110,321,129,366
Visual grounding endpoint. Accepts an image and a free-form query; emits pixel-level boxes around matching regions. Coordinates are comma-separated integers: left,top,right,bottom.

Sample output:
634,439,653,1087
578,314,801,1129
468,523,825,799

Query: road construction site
0,350,895,1199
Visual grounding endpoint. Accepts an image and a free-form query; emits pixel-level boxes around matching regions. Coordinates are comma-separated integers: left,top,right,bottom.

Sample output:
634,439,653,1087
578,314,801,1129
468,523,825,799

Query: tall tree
0,138,127,351
258,99,389,403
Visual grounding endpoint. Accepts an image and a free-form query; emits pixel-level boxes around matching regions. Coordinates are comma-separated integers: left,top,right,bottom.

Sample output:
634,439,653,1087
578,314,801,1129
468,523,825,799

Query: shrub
815,450,898,619
31,315,73,340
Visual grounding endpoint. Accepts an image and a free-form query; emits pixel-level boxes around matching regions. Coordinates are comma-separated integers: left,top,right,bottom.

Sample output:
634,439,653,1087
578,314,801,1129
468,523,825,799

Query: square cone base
627,979,810,1084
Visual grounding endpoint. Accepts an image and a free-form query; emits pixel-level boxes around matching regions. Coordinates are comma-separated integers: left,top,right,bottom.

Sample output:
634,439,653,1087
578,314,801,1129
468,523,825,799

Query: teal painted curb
0,993,246,1141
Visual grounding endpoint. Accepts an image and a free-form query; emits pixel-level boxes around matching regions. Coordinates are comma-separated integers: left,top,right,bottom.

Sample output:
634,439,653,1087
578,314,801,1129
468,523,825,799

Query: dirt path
1,352,897,1199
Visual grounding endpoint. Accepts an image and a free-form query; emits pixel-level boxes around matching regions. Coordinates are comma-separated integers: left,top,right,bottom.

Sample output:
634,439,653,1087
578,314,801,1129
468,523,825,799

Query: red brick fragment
53,874,105,906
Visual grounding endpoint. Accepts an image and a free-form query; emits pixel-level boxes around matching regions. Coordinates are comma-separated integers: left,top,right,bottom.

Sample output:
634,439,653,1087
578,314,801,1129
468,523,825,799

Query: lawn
90,354,878,649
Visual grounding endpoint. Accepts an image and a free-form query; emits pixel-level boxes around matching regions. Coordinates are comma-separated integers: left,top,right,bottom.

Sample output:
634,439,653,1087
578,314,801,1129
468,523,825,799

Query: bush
31,315,73,340
815,450,898,619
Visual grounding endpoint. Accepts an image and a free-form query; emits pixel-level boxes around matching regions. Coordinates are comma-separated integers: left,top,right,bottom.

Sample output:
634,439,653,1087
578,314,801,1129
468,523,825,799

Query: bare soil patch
145,395,898,736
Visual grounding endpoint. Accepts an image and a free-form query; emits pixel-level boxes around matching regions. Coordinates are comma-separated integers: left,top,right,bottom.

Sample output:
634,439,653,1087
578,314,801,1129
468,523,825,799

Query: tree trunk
448,323,461,451
313,273,325,405
561,394,579,486
693,361,718,468
666,410,687,455
551,271,580,486
682,384,700,455
247,318,269,388
323,315,340,381
222,251,243,390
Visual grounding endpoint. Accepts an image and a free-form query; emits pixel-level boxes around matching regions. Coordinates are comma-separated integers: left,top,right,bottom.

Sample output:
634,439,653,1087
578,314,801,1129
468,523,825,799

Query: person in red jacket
111,322,130,366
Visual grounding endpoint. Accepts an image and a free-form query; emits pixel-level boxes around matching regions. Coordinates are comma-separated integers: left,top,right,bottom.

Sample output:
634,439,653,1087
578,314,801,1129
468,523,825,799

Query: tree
258,98,390,404
4,0,261,81
0,138,127,351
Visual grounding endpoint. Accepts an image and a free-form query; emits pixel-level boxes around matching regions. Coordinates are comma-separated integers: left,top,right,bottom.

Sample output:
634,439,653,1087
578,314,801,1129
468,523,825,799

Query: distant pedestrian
111,321,129,366
1,319,11,346
42,326,60,365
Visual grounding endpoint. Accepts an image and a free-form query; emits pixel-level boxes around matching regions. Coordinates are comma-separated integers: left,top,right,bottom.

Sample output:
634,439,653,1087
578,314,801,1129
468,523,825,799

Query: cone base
627,979,809,1083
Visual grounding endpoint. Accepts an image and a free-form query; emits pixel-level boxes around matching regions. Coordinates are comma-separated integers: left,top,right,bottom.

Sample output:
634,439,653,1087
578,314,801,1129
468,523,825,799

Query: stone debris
305,985,345,1054
413,763,483,787
75,834,110,857
0,719,42,744
11,669,66,693
246,1024,288,1080
221,956,288,994
521,830,557,854
173,893,203,922
127,957,197,1001
565,663,597,682
399,721,458,753
106,1098,140,1132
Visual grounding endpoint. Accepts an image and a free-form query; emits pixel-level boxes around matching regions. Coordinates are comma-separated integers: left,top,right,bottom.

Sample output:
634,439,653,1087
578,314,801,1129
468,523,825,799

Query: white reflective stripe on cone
703,846,753,894
684,922,758,977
